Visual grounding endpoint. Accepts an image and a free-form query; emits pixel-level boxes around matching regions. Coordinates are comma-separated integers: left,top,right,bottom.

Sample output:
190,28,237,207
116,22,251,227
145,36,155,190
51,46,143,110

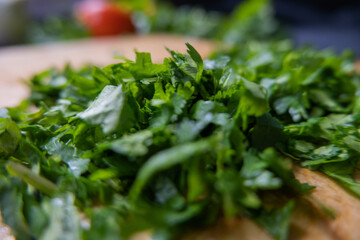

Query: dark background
27,0,360,55
169,0,360,56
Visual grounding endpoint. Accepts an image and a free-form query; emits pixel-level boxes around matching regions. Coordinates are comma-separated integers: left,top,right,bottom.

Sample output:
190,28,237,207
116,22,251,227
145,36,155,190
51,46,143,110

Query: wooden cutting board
1,34,360,240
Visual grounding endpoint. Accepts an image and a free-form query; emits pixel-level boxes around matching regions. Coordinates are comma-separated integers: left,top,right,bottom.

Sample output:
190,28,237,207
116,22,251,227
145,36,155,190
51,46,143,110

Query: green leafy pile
215,40,360,197
0,43,312,240
1,40,360,239
5,0,360,239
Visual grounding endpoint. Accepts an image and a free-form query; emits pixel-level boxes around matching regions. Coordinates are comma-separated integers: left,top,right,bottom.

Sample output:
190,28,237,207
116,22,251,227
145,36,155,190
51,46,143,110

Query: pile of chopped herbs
1,40,359,240
3,0,360,239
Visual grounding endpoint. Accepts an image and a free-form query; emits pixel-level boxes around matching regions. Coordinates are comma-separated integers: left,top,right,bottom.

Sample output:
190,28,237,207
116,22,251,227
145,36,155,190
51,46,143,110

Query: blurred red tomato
75,0,135,36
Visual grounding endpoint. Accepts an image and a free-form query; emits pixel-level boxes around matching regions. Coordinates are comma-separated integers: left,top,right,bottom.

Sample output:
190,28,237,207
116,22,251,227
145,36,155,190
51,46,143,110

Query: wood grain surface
1,34,360,240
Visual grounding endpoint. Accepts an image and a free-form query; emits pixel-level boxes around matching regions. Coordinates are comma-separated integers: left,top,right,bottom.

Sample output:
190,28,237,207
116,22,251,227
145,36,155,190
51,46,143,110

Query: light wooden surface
1,34,360,240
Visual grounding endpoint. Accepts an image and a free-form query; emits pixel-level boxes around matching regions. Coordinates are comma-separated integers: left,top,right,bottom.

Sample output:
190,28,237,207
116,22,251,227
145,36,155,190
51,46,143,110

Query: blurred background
0,0,359,55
